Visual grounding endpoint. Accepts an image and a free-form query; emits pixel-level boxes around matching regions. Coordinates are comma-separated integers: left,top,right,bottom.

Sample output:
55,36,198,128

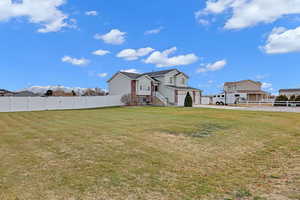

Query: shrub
235,188,252,198
274,95,288,106
45,90,53,96
121,94,138,106
289,95,296,101
121,94,132,106
71,90,77,96
295,95,300,107
184,92,193,107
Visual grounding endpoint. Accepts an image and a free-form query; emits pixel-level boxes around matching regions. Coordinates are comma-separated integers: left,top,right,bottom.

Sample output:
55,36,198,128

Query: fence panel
0,95,123,113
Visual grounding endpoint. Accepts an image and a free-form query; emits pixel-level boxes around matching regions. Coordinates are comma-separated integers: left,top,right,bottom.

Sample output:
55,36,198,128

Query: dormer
175,73,188,87
163,69,181,85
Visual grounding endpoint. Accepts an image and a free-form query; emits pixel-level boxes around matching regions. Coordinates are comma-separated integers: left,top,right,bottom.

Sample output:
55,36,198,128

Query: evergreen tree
45,90,53,96
184,92,193,107
289,95,296,101
274,95,288,106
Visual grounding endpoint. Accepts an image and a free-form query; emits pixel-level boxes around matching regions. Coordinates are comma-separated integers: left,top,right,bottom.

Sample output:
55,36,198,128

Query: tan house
224,80,269,101
279,88,300,98
108,69,202,106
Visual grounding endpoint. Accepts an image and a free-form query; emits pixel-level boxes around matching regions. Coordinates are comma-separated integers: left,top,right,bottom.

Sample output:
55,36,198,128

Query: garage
177,91,186,106
175,90,201,106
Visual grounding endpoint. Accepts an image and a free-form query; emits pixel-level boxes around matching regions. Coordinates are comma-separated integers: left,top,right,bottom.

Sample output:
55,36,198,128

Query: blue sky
1,0,300,94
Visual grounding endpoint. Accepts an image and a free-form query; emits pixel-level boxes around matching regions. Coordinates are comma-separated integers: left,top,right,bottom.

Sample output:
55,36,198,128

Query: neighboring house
279,88,300,98
108,69,202,106
224,80,269,101
0,89,14,96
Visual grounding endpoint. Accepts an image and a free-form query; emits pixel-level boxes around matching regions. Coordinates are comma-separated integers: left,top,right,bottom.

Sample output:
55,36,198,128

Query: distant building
224,80,269,101
279,88,300,97
0,89,14,96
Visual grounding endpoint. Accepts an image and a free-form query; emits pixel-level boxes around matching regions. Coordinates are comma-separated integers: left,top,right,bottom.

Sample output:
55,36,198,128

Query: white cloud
262,26,300,54
262,82,273,91
255,74,269,80
144,47,199,67
197,59,227,73
117,47,154,61
62,56,90,66
94,29,126,45
262,82,272,89
197,0,300,29
92,49,110,56
121,69,140,73
97,73,108,78
198,19,210,26
0,0,73,33
85,11,98,16
144,26,164,35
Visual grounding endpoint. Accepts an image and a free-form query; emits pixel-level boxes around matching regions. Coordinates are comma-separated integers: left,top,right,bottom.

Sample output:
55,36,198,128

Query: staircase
154,92,168,106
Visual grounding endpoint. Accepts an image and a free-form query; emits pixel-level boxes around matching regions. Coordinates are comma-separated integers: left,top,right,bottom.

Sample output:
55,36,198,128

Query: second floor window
169,77,173,84
139,85,150,91
181,78,185,85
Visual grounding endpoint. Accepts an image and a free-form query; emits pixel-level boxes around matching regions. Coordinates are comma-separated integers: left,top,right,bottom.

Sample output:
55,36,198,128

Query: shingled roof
108,69,179,82
142,69,178,77
224,80,262,86
279,88,300,92
119,72,141,79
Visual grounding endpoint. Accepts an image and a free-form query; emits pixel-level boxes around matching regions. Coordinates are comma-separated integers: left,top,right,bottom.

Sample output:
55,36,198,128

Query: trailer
213,93,247,105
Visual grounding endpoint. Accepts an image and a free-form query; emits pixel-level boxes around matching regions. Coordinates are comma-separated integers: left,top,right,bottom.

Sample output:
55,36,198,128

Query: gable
107,72,132,83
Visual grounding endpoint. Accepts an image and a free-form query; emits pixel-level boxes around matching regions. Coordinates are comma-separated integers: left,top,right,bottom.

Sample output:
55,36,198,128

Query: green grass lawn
0,107,299,200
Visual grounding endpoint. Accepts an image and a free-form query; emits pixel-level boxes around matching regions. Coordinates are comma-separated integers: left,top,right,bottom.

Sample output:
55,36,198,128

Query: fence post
27,97,30,111
45,97,48,111
9,97,12,112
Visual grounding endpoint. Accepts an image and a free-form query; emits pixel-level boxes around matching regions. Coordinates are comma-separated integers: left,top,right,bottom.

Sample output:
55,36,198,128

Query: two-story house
107,69,202,106
279,88,300,98
224,80,269,101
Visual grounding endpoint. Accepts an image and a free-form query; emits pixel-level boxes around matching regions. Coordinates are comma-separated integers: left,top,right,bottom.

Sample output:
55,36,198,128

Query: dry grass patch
0,107,299,200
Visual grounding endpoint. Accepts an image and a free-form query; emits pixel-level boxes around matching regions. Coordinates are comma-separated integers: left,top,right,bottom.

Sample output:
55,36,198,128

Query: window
181,78,185,85
139,84,150,91
169,77,173,84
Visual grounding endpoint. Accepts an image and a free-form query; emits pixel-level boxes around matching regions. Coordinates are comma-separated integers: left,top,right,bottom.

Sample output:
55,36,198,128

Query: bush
295,95,300,107
45,90,53,96
121,94,132,106
274,95,288,106
184,92,193,107
121,94,138,106
289,95,296,101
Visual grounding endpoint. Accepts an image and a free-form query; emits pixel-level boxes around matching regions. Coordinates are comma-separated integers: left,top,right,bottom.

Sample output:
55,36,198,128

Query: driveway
194,105,300,113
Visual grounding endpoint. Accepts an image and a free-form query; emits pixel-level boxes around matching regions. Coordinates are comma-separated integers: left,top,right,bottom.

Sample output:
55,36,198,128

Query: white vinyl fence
0,95,123,112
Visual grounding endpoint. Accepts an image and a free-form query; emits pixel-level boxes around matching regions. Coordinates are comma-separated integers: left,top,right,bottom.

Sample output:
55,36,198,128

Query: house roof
224,80,262,86
119,72,141,79
234,90,269,95
166,85,202,91
279,88,300,92
108,69,186,82
142,69,178,77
